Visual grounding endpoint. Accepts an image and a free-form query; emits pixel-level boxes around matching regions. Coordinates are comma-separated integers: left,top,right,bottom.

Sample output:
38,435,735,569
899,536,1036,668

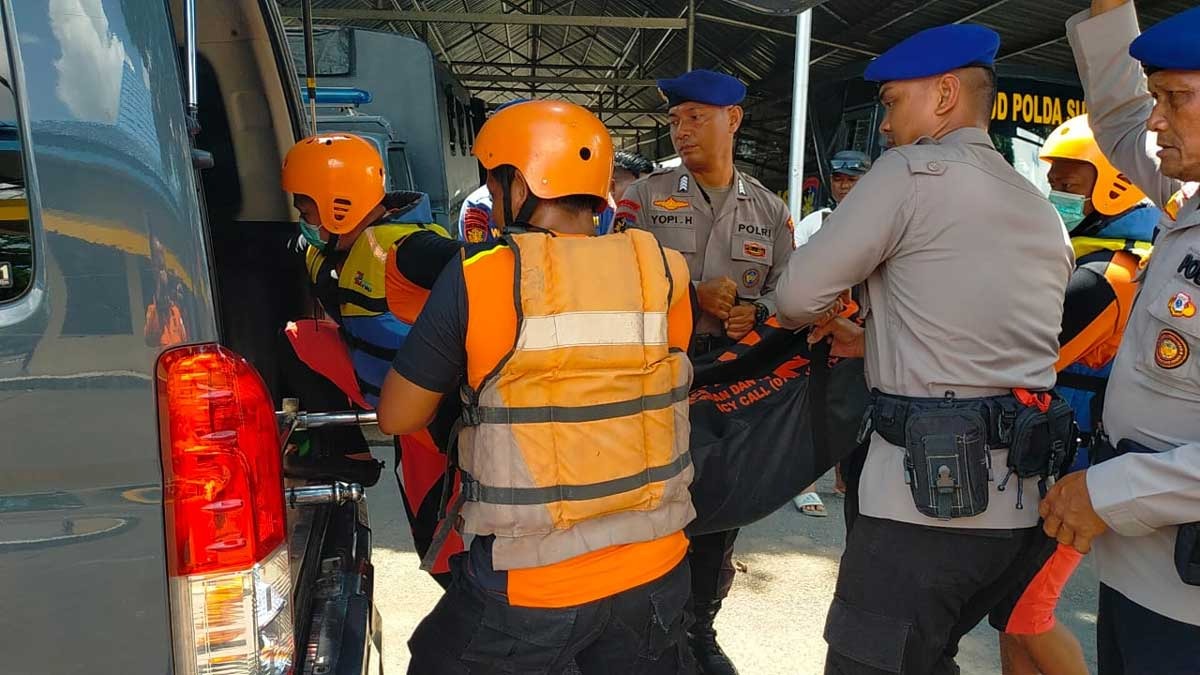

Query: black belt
865,389,1024,449
1089,431,1155,465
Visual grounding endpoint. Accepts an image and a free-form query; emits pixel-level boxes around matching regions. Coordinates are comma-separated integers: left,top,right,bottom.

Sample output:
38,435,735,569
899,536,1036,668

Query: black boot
687,599,739,675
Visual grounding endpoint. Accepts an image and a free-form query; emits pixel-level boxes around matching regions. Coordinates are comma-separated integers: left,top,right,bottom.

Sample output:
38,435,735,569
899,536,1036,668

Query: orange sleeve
1055,302,1120,371
1056,260,1122,372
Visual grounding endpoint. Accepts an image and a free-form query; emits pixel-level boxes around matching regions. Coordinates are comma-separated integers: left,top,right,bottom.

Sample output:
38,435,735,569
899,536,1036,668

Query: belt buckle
461,405,481,427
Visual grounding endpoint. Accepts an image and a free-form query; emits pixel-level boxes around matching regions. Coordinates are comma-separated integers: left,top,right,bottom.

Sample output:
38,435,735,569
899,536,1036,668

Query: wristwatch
753,301,769,325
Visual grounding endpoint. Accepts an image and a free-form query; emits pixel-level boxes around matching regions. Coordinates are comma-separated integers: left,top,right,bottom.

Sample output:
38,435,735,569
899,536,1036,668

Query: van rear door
0,1,217,672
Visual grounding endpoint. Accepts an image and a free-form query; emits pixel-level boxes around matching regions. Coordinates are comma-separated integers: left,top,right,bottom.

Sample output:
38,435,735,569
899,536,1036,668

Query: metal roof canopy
276,0,1195,188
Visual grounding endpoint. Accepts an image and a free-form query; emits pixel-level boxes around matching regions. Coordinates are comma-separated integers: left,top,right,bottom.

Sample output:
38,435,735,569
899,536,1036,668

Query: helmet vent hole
579,147,592,161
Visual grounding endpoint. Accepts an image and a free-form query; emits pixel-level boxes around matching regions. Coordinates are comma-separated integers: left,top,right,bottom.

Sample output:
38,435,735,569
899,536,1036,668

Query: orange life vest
457,229,695,570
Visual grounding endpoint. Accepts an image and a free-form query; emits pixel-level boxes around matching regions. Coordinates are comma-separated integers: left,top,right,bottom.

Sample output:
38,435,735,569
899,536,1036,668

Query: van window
0,20,32,304
286,28,354,77
387,144,414,192
457,101,470,154
446,91,458,156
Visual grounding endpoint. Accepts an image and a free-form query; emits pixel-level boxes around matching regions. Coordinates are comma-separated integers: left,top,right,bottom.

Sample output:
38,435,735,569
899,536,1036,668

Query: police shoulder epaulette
886,145,947,177
739,173,769,192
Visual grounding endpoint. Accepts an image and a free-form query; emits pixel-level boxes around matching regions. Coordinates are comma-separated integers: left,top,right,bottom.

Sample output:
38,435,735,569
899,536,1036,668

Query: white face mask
1049,190,1089,232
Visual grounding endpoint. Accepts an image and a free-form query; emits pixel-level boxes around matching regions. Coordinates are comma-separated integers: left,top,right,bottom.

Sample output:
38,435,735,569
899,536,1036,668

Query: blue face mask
1049,190,1088,232
299,219,326,252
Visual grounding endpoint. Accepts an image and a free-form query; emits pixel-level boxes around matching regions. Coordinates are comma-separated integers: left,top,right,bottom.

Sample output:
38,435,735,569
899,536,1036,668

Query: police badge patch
1155,329,1190,370
1169,291,1197,318
742,268,761,289
653,196,691,211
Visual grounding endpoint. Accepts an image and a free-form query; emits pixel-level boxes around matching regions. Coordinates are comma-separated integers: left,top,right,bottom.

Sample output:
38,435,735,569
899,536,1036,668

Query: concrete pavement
365,471,1100,674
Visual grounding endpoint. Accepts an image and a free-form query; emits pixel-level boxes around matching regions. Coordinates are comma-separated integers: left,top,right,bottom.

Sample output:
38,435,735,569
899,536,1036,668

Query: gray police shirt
776,127,1074,531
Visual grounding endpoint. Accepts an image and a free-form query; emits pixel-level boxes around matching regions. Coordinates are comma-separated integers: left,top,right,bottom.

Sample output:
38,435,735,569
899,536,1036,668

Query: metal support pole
286,482,365,508
302,0,317,135
786,10,812,221
686,0,696,71
184,0,198,121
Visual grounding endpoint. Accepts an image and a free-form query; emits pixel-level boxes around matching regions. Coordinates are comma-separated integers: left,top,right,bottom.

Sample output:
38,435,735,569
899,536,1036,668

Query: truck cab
301,86,417,193
0,2,381,673
286,26,483,234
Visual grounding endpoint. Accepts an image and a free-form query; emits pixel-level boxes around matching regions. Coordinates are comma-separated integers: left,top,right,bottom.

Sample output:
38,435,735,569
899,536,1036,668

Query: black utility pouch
903,407,990,520
999,395,1075,509
1176,523,1200,587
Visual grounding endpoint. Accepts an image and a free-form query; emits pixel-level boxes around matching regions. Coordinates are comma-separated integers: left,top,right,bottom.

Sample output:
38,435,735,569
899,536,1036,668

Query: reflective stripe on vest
517,311,669,350
458,229,695,570
1071,236,1152,262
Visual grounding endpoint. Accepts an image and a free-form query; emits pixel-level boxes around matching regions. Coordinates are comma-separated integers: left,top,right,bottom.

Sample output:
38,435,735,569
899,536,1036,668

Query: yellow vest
305,222,449,317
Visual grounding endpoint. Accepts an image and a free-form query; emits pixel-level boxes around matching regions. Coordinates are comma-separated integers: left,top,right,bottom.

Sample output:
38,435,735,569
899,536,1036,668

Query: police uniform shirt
775,128,1075,531
618,165,794,336
1068,3,1200,626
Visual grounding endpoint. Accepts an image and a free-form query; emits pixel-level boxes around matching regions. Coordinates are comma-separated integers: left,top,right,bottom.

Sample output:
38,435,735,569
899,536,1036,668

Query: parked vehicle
0,1,380,673
301,86,416,192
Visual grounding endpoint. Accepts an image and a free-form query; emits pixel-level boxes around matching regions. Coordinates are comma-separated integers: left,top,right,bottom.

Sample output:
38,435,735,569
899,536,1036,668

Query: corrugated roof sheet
279,0,1195,169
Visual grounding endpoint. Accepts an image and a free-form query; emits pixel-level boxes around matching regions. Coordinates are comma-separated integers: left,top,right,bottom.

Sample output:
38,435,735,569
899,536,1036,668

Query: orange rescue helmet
282,133,385,234
473,100,613,205
1040,115,1146,216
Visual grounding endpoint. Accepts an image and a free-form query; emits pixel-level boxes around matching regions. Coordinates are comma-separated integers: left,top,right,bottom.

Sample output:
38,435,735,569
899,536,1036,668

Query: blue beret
657,69,747,108
1130,6,1200,72
864,24,1000,83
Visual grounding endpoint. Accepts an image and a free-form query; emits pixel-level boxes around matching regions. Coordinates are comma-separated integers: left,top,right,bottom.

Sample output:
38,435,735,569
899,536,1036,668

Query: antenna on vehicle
182,0,212,169
184,0,198,128
302,0,317,136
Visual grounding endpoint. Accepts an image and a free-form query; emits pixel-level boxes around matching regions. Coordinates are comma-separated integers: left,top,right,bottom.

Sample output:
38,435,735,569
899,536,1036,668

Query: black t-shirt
390,243,480,393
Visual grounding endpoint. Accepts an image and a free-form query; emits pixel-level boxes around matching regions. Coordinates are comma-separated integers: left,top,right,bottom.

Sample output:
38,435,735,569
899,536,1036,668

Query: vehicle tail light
157,344,294,675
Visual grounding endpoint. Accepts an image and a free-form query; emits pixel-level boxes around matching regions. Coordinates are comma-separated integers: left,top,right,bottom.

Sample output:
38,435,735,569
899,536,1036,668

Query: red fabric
398,429,464,574
1004,544,1085,635
285,319,370,410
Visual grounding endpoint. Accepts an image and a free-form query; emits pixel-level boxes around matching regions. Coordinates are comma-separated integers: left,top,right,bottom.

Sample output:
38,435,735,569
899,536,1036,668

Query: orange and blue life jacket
306,194,449,406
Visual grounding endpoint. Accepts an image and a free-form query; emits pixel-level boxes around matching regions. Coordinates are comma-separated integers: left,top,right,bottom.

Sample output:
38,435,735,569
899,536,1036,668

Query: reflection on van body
0,0,211,671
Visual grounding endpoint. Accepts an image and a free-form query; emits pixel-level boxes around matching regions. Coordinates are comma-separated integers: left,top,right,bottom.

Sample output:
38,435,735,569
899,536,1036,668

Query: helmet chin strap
495,165,540,232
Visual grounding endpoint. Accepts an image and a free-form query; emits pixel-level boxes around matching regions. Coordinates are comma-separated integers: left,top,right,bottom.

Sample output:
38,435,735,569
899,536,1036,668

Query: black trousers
687,529,740,602
407,555,695,674
824,516,1046,674
840,441,869,535
1098,583,1200,675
